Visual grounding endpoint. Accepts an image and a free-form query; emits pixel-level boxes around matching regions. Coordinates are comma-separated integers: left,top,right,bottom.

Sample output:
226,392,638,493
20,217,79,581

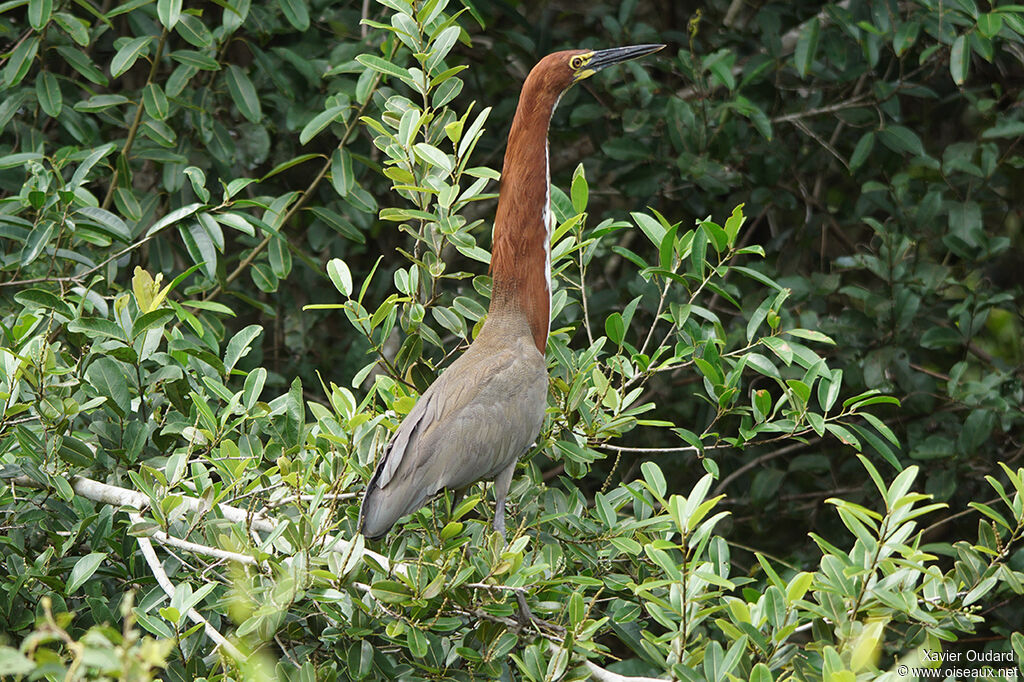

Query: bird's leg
490,465,562,634
492,462,516,540
491,464,536,627
448,487,465,516
515,590,535,629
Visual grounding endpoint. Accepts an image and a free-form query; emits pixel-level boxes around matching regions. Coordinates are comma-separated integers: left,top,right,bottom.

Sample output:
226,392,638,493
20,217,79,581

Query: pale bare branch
133,515,246,661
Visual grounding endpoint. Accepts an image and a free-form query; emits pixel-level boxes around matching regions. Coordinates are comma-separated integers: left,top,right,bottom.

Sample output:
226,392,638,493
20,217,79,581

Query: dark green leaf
949,34,969,85
66,553,107,594
143,82,169,120
68,317,127,342
330,148,354,197
794,17,820,77
976,12,1002,38
605,312,624,345
3,37,39,88
849,131,875,171
55,46,104,84
146,203,203,237
14,288,75,319
75,207,130,242
36,71,62,117
308,206,364,243
278,0,309,30
175,13,214,48
179,223,216,279
300,105,347,145
170,50,221,71
29,0,53,29
355,54,413,82
879,125,925,157
225,65,261,123
74,94,132,112
58,436,94,467
110,36,153,78
21,221,55,266
131,309,175,339
86,356,131,414
268,236,292,278
156,0,181,28
251,262,279,292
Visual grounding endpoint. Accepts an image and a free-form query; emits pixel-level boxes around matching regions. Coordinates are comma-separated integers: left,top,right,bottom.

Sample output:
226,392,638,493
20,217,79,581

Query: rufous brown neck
490,56,572,355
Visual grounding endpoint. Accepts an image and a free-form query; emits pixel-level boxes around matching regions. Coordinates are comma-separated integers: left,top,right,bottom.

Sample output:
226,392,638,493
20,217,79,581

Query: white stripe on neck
543,139,551,335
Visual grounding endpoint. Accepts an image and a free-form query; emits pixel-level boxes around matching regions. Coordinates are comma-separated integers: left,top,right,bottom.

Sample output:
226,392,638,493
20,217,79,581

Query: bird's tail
359,478,427,540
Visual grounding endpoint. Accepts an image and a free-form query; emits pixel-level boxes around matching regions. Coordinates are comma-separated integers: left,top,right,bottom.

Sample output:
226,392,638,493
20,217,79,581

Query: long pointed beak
589,43,665,72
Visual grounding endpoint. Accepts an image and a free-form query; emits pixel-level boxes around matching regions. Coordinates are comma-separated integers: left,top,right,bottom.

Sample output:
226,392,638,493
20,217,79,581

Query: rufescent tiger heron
359,44,665,541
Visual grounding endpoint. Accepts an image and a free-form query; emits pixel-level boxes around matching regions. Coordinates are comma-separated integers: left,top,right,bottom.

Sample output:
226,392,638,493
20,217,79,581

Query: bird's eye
570,56,585,70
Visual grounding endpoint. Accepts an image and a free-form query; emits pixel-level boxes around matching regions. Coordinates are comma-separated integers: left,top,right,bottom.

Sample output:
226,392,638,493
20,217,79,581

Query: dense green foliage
1,0,1023,680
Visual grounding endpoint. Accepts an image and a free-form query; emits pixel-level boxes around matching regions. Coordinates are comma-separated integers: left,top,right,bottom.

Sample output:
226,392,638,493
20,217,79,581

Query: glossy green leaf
35,71,62,117
3,37,39,87
605,312,624,345
327,258,352,296
21,221,55,266
268,236,292,279
949,34,969,86
413,143,452,172
110,36,153,78
28,0,53,29
175,13,214,48
85,356,131,414
849,131,875,171
279,0,309,30
66,553,107,594
131,309,175,339
57,46,107,84
142,82,169,120
570,164,588,214
355,54,413,82
976,12,1002,38
251,262,279,292
157,0,181,28
225,65,262,123
300,104,348,145
330,148,354,197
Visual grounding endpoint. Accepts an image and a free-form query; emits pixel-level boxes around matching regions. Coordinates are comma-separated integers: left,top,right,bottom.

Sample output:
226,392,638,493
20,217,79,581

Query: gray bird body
359,311,547,540
357,43,663,541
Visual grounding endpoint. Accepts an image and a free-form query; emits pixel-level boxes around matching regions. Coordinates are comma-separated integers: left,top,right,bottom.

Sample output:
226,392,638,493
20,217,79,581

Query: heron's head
525,44,665,100
566,44,665,84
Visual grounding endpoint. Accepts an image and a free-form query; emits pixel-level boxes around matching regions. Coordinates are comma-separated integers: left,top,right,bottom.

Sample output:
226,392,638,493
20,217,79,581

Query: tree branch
15,474,671,680
133,515,246,661
12,474,398,574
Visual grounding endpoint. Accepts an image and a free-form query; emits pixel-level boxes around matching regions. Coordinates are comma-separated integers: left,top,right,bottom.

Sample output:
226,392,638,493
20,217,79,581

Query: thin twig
0,233,156,288
128,511,259,566
770,94,871,124
595,443,703,454
909,362,951,382
262,492,359,510
712,439,814,495
790,118,850,172
465,582,527,594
